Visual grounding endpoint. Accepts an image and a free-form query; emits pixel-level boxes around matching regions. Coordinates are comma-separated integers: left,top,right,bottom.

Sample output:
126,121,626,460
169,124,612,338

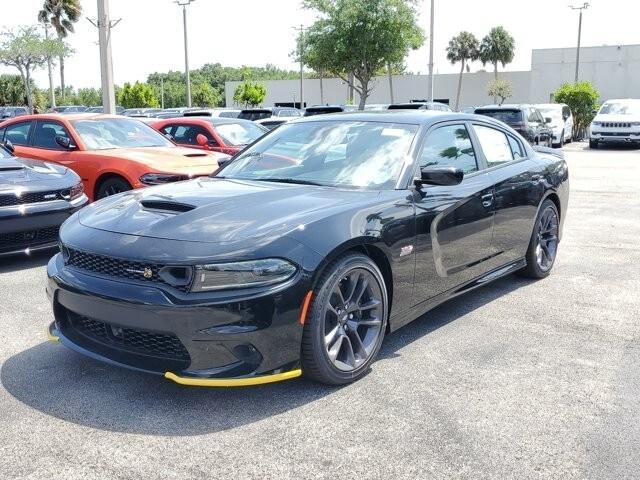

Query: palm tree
479,26,515,80
37,0,82,101
446,31,479,111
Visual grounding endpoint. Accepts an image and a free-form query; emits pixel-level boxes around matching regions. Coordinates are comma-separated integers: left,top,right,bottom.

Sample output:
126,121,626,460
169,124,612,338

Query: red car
152,117,268,156
0,114,228,200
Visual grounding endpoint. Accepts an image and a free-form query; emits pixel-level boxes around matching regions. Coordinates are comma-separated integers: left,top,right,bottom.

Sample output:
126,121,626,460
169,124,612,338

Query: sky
1,0,639,90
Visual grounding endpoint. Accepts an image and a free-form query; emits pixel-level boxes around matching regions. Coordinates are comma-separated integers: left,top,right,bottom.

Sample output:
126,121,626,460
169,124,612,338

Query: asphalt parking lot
0,142,639,480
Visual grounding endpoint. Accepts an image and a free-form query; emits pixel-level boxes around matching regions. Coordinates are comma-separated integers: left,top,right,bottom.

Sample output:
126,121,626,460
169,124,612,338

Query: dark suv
474,105,553,147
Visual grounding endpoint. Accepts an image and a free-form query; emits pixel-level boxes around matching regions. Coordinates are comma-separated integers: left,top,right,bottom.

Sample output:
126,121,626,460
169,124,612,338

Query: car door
161,123,218,151
3,120,34,154
471,122,543,265
412,122,496,303
18,120,78,169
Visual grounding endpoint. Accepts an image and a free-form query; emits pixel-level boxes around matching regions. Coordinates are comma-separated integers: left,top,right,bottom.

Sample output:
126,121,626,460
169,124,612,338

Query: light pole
426,0,435,101
176,0,195,108
293,25,305,109
93,0,119,114
570,2,589,83
42,23,56,108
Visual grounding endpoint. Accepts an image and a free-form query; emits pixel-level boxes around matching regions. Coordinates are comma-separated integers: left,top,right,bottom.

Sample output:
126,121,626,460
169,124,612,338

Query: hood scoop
140,199,196,213
183,153,208,158
0,158,25,172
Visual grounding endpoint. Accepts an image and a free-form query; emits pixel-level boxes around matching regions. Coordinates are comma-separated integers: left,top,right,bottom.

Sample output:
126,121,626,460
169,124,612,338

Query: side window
160,125,173,136
32,121,71,150
527,109,538,123
171,124,214,146
473,125,514,167
508,135,525,159
562,106,571,120
536,110,546,124
4,121,32,146
0,127,5,142
419,124,478,174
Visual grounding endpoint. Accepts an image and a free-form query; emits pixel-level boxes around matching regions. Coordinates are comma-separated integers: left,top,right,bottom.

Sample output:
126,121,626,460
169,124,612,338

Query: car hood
593,114,639,123
83,147,228,174
78,177,380,244
0,156,72,190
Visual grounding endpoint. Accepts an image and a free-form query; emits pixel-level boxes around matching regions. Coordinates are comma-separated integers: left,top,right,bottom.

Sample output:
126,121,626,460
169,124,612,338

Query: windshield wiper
255,178,326,187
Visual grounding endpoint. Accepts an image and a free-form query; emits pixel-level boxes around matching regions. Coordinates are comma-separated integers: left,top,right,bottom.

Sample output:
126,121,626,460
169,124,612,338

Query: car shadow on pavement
1,274,530,437
0,251,54,273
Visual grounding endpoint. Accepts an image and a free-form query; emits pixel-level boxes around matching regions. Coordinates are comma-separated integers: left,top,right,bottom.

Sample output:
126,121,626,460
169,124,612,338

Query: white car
590,99,640,149
536,103,573,147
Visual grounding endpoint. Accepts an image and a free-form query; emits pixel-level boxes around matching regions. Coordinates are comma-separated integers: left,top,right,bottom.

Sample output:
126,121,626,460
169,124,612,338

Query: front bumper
590,131,640,143
0,195,88,256
46,253,308,385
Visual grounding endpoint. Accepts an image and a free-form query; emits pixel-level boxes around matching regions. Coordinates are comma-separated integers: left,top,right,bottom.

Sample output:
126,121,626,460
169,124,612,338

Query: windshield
599,101,640,115
476,109,523,124
71,118,174,150
216,122,266,146
219,120,418,190
538,107,562,119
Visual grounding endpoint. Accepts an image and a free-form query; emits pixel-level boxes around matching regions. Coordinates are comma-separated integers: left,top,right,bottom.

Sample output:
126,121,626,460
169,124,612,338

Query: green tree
38,0,82,101
553,81,600,139
446,31,479,111
233,82,267,107
487,79,512,105
479,26,515,82
0,26,66,112
192,81,220,108
118,81,160,109
77,87,102,106
301,0,424,110
0,74,30,105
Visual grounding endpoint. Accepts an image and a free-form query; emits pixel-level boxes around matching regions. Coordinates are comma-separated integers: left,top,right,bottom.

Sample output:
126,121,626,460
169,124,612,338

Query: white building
224,44,640,109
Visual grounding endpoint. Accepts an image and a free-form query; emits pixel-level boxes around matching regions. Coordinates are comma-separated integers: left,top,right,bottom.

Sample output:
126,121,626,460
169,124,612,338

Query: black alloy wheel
520,199,560,279
96,177,132,200
302,253,388,385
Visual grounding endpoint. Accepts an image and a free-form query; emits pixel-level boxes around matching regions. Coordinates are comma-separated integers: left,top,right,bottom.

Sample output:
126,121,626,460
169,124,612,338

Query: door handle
481,193,494,208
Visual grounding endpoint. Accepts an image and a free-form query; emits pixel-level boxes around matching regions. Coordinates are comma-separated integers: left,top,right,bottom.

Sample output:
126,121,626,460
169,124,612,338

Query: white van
536,104,574,147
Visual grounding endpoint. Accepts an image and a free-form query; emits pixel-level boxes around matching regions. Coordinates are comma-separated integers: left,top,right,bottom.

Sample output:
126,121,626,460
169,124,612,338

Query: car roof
475,104,532,110
291,110,506,127
155,116,256,126
1,113,125,122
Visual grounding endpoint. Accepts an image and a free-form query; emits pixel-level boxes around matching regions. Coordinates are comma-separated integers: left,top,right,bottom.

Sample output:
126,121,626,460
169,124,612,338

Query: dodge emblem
143,267,153,279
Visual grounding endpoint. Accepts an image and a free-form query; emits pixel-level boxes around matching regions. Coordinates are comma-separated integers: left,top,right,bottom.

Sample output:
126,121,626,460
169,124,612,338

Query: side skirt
389,258,527,333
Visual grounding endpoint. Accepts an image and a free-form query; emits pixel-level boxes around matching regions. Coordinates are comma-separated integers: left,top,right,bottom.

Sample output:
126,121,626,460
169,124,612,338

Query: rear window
238,110,272,121
304,107,344,117
475,109,523,124
388,104,422,110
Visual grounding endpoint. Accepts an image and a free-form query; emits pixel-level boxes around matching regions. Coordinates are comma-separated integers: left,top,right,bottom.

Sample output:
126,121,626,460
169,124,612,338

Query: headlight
61,181,84,200
140,173,188,185
191,259,296,292
630,122,640,127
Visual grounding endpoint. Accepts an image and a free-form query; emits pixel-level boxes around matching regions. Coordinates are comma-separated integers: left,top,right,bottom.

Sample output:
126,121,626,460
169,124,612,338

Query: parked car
152,117,268,155
85,106,126,115
46,111,568,387
0,141,87,257
589,99,640,149
0,106,29,119
237,107,302,122
364,104,390,111
474,105,554,147
388,101,452,112
0,114,229,201
183,108,241,118
303,105,356,116
48,106,87,114
255,118,290,130
536,103,573,147
122,108,163,117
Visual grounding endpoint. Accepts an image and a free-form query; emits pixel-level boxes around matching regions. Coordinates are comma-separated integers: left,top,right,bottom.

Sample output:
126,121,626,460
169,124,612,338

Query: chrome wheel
535,206,559,271
322,268,384,372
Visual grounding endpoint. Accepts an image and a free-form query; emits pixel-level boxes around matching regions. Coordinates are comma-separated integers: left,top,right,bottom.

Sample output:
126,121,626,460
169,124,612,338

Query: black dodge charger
1,142,87,257
47,112,569,386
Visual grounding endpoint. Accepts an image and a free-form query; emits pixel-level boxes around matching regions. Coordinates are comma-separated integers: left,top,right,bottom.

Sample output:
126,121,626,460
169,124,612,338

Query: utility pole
160,77,165,109
293,25,305,109
426,0,435,101
387,62,394,104
43,23,56,108
90,0,120,114
570,2,590,83
176,0,195,107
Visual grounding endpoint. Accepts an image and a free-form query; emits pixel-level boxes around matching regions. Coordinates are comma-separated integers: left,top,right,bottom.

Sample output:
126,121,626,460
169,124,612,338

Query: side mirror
3,139,15,154
545,117,553,124
55,135,75,150
196,133,209,147
415,166,464,187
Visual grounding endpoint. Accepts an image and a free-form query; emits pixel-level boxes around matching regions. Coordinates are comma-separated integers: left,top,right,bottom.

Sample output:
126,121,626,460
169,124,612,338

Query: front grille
64,247,192,292
63,312,190,368
0,190,65,208
0,226,59,250
601,122,631,128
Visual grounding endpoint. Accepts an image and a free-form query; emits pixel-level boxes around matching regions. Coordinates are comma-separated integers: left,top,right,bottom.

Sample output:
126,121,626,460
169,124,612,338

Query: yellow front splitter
47,326,60,343
164,369,302,387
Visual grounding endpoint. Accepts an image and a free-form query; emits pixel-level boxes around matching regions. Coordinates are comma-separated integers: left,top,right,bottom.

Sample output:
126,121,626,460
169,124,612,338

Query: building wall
224,44,640,109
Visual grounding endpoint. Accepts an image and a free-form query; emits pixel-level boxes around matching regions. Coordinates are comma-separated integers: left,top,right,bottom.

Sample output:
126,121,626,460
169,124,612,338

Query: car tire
302,253,388,385
519,199,560,279
556,131,564,148
589,139,598,149
96,176,132,200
